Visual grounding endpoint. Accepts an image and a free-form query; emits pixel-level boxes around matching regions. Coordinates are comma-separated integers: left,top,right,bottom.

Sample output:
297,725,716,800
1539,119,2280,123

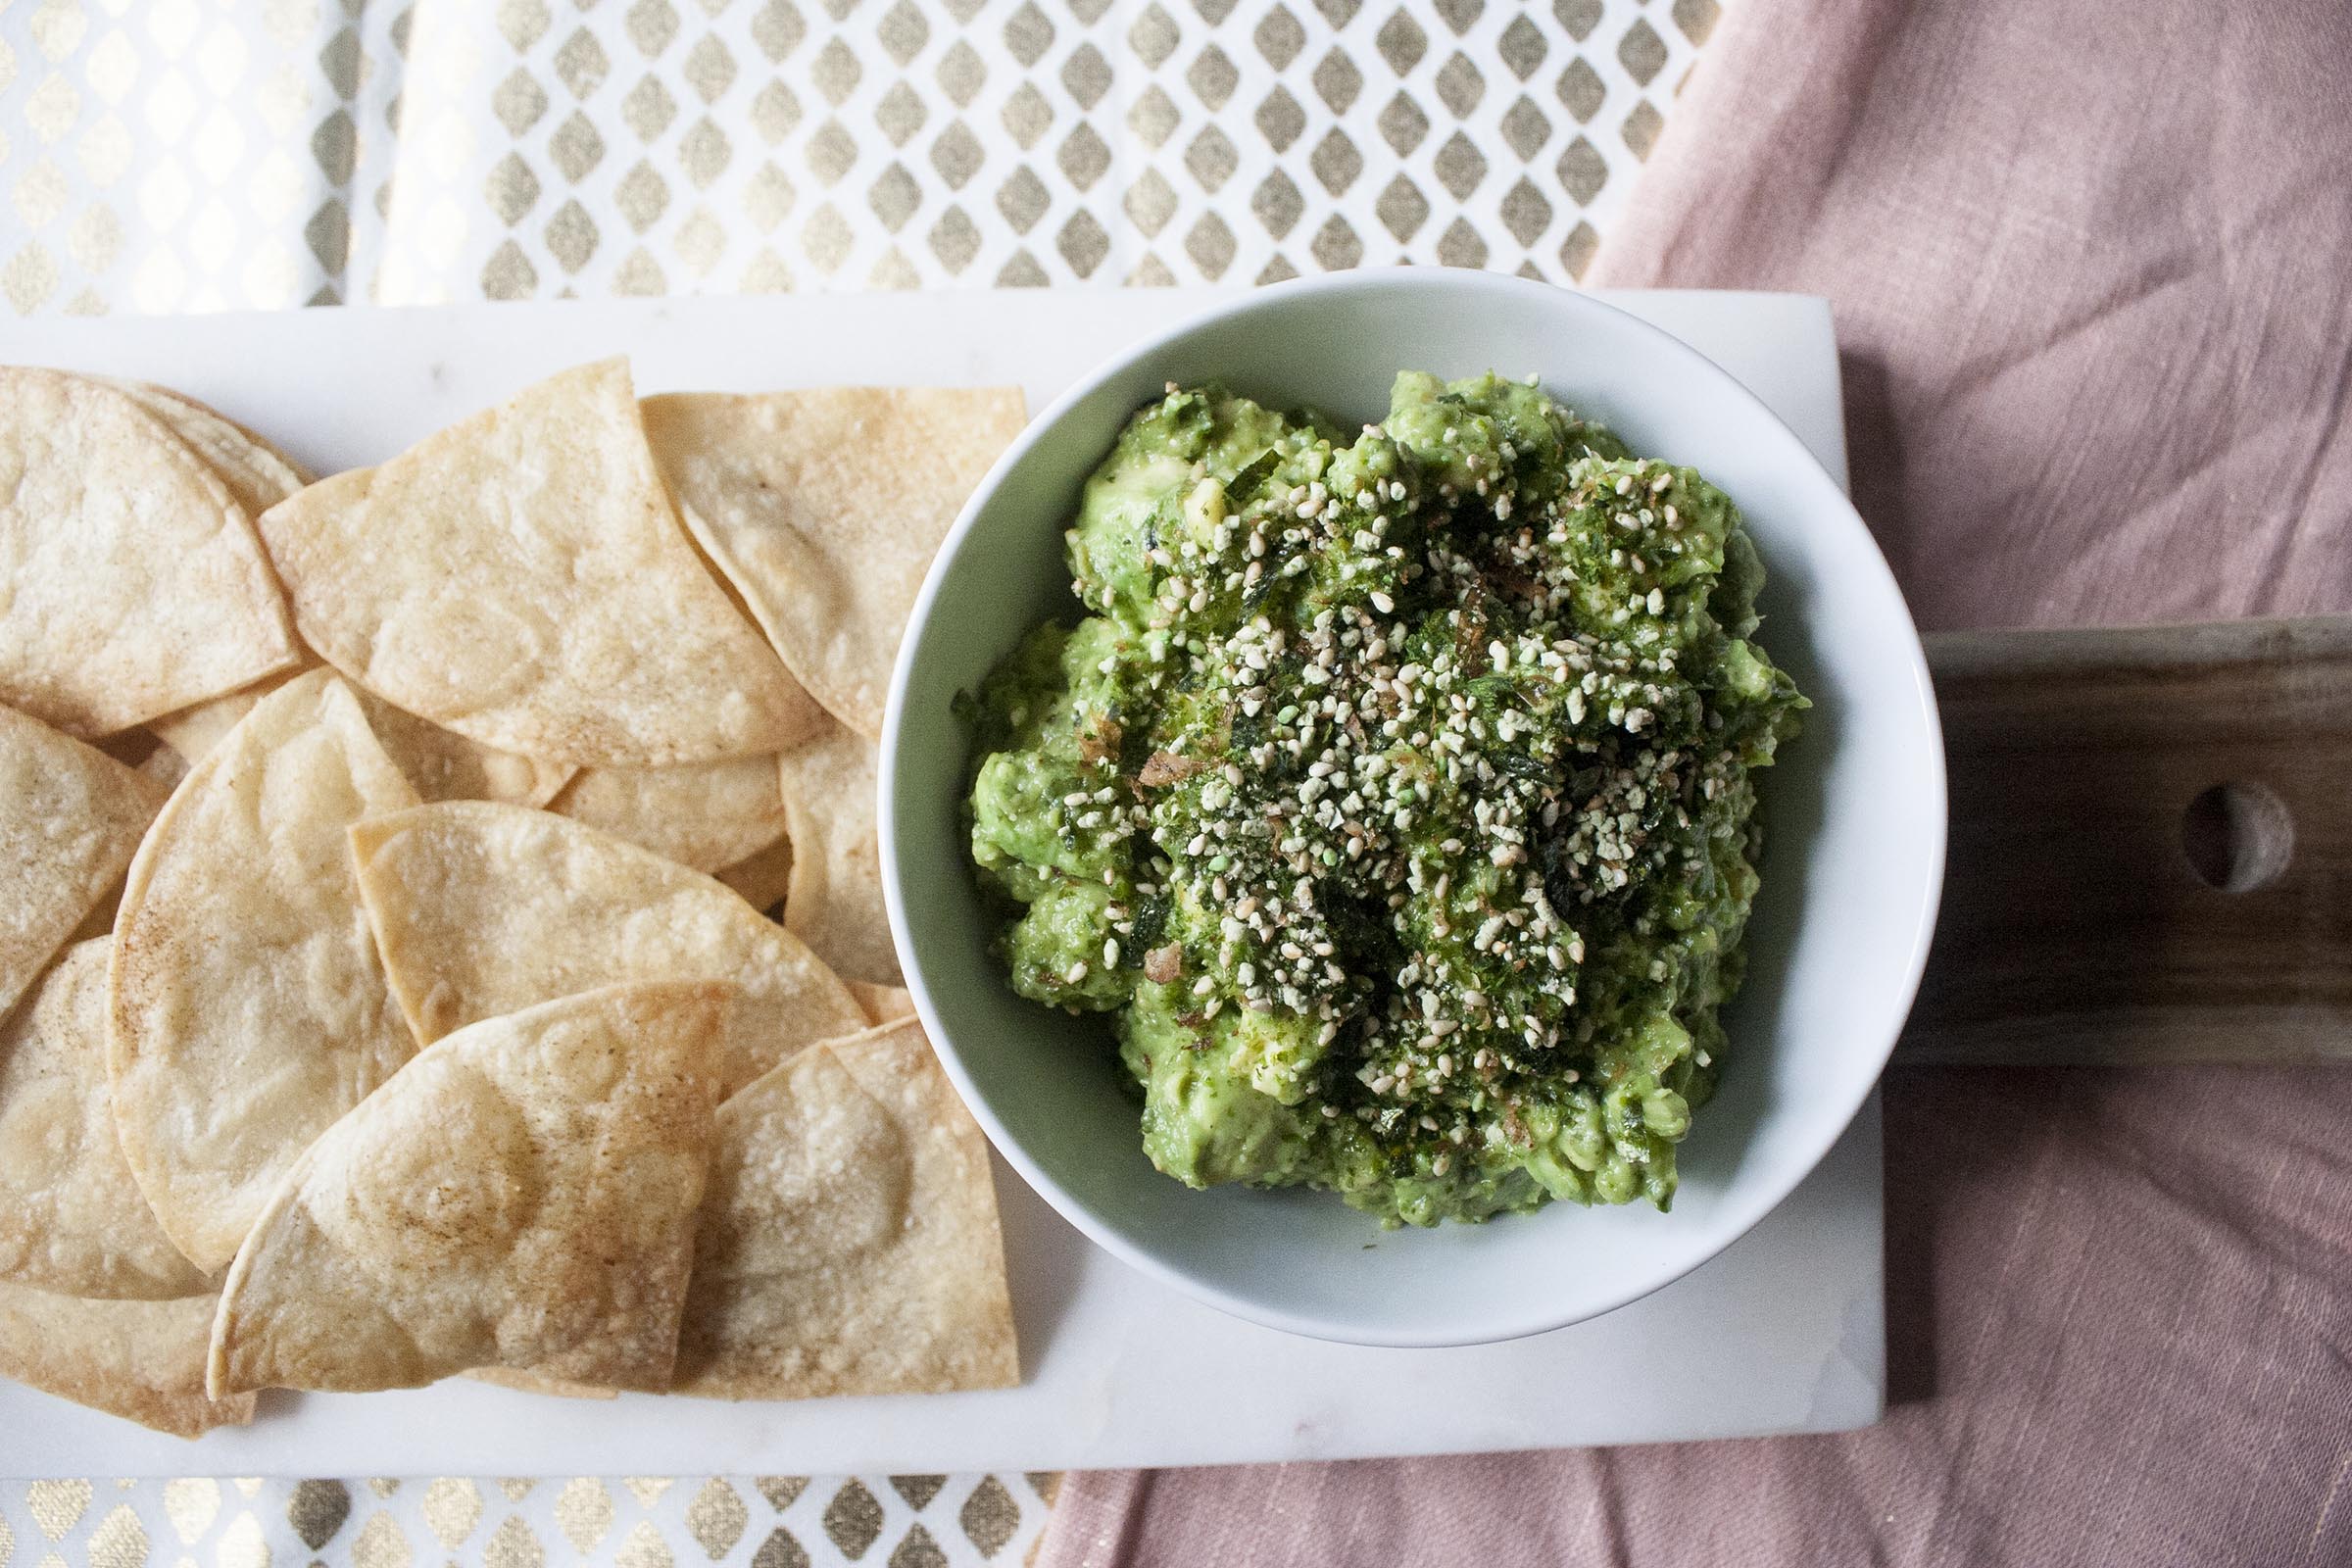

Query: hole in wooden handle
2180,781,2294,893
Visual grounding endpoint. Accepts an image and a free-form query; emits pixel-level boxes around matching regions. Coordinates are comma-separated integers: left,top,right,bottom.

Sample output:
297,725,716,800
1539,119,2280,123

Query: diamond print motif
1308,127,1360,195
1375,10,1427,74
1254,7,1305,69
1500,95,1550,160
931,121,983,188
1128,83,1180,145
1255,85,1305,152
1185,125,1237,191
875,79,926,145
1061,44,1112,109
1311,49,1361,113
1186,45,1239,110
1616,17,1667,85
1128,4,1180,69
1378,91,1428,154
1005,4,1056,69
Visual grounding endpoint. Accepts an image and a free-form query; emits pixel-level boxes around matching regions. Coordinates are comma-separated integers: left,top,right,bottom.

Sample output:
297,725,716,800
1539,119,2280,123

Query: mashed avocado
964,372,1805,1226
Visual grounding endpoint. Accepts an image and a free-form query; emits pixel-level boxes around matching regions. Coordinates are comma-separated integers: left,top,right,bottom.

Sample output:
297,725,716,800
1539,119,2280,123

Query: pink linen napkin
1037,2,2352,1564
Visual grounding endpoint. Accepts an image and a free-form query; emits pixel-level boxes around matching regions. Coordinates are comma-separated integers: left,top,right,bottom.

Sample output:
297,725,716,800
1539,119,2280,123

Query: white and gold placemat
0,2,1720,1562
0,1474,1055,1567
1,0,1717,315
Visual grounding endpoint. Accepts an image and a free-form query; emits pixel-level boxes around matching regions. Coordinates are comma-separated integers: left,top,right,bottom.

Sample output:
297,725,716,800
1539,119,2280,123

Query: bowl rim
879,269,1947,1348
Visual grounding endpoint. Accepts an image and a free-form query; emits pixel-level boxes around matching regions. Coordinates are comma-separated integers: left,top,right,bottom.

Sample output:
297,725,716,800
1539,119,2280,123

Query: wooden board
1903,615,2352,1064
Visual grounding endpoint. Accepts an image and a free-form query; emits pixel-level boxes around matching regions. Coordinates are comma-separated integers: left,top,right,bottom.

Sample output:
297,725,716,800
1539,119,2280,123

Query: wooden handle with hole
1893,614,2351,1066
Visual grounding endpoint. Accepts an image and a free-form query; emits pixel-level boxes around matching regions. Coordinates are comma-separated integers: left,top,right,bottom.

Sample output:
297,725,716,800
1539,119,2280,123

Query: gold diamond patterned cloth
0,1,1715,1562
0,1475,1057,1567
0,0,1718,314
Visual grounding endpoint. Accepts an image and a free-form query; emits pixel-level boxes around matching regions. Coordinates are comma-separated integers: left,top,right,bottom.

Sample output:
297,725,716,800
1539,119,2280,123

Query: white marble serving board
0,289,1881,1475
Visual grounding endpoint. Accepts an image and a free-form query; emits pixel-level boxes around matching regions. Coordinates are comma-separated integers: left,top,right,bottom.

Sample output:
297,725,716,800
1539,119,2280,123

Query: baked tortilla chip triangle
208,980,733,1396
673,1017,1019,1400
549,755,787,872
350,802,867,1097
0,1282,254,1438
107,378,310,520
641,386,1026,739
0,939,210,1299
109,667,422,1271
0,702,170,1023
256,358,822,767
776,720,900,984
0,368,300,735
151,666,574,808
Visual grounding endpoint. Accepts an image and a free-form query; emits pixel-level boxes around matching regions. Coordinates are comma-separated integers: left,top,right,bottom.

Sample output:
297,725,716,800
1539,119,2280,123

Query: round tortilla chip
641,386,1028,739
0,1282,254,1438
105,378,310,520
109,668,423,1272
350,802,867,1097
0,702,170,1024
256,358,823,767
151,664,573,808
777,721,900,985
673,1017,1019,1400
208,980,733,1396
549,755,788,872
0,940,210,1299
0,368,300,736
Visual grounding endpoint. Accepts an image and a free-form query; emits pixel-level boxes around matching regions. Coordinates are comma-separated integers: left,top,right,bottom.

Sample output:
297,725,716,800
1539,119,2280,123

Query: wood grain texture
1896,615,2352,1065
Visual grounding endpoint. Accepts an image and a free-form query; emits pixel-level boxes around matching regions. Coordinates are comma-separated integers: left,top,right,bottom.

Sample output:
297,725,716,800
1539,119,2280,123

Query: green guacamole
963,372,1805,1226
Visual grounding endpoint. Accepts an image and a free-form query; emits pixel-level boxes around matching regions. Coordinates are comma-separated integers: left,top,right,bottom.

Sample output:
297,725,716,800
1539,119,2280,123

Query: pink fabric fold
1038,1,2352,1563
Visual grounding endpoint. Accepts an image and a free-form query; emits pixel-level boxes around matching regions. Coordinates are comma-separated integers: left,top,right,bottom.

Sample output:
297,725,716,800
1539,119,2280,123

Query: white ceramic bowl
881,271,1944,1348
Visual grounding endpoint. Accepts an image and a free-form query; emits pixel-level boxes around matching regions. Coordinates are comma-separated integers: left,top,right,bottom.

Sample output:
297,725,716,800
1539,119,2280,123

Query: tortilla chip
0,702,169,1023
152,665,572,808
110,668,422,1271
350,802,866,1097
257,359,822,767
777,721,899,984
0,940,210,1299
466,1366,618,1400
641,386,1027,739
714,836,794,916
0,368,299,735
849,981,916,1026
107,379,310,520
673,1018,1018,1400
144,668,305,764
550,756,788,872
209,980,733,1396
0,1283,254,1438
